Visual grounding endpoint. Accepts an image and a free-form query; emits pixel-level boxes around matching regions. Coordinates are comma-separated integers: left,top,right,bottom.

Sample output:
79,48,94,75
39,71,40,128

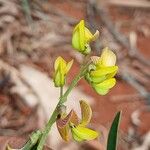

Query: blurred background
0,0,150,149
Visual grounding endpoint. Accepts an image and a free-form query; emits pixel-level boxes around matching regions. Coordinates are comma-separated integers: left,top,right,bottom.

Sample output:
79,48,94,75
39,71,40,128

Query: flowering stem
20,130,42,150
60,86,63,97
36,62,90,150
59,71,82,104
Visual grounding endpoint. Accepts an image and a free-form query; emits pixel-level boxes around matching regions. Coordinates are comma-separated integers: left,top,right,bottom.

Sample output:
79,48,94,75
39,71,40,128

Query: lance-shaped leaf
79,100,92,126
71,125,99,142
107,111,122,150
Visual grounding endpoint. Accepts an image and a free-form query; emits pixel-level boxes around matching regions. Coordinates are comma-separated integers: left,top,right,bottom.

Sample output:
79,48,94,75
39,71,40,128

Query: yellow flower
56,100,99,142
86,47,118,95
54,56,73,87
72,20,99,55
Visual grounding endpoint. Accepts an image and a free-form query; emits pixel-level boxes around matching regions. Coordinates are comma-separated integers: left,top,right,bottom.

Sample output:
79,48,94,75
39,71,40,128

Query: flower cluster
52,20,118,143
85,47,118,95
56,100,99,142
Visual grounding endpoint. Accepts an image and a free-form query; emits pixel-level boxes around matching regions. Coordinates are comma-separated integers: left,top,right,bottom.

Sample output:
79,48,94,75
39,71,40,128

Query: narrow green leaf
107,111,121,150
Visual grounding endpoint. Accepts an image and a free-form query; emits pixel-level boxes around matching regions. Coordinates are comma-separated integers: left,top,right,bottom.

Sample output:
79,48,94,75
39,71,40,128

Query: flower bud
54,57,73,87
72,20,99,55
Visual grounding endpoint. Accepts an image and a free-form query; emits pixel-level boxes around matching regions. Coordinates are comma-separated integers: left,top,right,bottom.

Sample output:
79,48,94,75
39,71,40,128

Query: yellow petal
106,69,118,79
79,100,92,126
57,124,70,141
79,20,85,51
93,86,109,95
94,78,116,89
57,110,74,128
54,70,65,87
54,56,66,71
85,28,99,43
85,27,93,42
72,30,82,51
71,131,84,142
91,75,107,84
93,78,116,95
100,47,116,67
6,145,13,150
72,20,85,51
71,125,99,142
66,59,74,74
90,66,118,77
56,110,76,142
70,110,79,126
92,30,99,41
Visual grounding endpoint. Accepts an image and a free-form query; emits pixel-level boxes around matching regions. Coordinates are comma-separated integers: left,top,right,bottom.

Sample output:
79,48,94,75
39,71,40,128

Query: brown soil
0,0,150,149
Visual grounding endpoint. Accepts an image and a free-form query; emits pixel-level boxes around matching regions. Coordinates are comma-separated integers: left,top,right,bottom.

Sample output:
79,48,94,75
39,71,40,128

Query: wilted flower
54,56,73,87
72,20,99,55
56,100,99,142
85,47,118,95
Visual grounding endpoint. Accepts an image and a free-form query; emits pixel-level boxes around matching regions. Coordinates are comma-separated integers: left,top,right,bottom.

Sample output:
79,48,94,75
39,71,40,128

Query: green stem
21,130,42,150
60,86,63,97
59,72,82,104
37,106,59,150
36,62,90,150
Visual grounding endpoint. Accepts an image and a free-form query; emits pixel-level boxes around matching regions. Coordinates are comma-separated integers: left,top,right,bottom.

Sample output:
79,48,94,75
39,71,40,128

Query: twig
108,0,150,9
32,0,78,25
21,0,33,27
122,72,150,104
110,93,143,102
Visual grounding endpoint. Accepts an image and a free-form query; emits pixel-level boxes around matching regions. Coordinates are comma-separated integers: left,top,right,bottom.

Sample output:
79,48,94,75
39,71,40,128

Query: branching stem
36,61,90,150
